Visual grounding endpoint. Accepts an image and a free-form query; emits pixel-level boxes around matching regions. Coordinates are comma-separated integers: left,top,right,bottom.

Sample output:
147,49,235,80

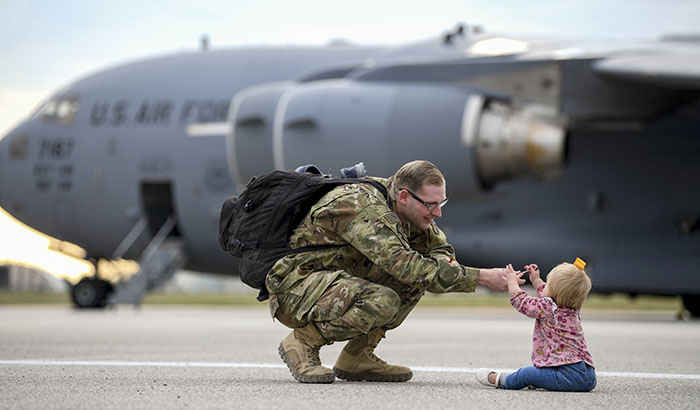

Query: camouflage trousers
270,270,424,342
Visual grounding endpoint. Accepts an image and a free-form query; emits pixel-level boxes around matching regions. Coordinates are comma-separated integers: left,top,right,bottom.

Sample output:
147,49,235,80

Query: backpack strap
360,179,388,200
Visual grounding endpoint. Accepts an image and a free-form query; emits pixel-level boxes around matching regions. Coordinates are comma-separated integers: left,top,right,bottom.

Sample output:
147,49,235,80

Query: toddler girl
476,259,596,391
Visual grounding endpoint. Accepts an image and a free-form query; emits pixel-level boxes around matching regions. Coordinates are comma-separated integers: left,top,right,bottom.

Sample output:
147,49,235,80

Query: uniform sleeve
510,290,556,319
414,223,456,260
339,202,477,293
417,222,480,293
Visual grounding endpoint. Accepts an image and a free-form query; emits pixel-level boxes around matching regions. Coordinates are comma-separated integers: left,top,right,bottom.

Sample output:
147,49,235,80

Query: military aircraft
1,24,699,314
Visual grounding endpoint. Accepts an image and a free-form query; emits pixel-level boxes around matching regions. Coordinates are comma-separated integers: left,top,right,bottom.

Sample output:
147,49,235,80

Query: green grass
417,292,683,311
142,292,262,305
0,290,683,311
0,291,70,304
0,291,262,306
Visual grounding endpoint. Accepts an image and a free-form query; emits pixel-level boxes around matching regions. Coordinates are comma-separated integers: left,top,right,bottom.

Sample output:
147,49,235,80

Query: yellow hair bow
574,257,586,270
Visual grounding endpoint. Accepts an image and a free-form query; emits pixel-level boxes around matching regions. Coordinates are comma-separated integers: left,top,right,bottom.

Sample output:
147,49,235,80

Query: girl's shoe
476,368,505,387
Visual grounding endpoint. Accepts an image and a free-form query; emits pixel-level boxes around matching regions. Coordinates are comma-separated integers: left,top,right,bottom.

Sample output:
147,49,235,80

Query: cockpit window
41,100,57,118
37,96,79,125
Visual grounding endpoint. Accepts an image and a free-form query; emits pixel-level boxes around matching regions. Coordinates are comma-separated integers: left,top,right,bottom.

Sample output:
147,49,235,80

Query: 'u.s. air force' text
90,99,230,127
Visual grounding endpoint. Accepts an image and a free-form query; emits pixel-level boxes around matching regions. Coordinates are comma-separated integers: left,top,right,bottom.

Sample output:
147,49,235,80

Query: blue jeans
501,361,596,392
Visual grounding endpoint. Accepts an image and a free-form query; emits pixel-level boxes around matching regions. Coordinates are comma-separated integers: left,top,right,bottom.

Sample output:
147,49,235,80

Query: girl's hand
524,264,540,282
502,264,524,285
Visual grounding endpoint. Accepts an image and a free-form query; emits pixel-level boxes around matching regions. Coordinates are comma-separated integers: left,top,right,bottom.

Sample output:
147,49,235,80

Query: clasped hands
440,256,540,293
479,263,541,292
502,263,542,287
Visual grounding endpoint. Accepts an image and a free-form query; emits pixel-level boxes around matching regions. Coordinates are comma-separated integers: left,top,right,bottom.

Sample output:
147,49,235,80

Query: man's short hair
546,263,592,310
394,160,445,192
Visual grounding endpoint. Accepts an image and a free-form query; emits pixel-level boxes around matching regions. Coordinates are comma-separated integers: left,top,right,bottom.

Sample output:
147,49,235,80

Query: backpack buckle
230,237,245,252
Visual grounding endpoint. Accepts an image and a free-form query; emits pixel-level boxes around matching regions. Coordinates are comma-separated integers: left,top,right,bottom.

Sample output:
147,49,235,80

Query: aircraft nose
0,124,33,210
0,134,6,206
0,137,4,205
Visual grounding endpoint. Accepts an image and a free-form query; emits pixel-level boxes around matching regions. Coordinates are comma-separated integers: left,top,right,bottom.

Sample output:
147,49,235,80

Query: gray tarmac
1,305,699,409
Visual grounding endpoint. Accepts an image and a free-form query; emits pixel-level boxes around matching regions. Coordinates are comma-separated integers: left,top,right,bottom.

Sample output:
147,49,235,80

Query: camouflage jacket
266,176,479,311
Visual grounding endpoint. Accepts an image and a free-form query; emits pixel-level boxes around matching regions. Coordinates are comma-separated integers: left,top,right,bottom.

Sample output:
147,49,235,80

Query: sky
1,0,700,279
2,0,700,137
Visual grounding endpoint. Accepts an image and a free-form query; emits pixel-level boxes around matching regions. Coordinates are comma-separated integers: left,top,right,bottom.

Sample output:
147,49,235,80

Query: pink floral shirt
510,283,594,368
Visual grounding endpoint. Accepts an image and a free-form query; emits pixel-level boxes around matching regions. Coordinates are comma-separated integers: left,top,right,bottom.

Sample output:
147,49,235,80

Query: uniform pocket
306,278,357,323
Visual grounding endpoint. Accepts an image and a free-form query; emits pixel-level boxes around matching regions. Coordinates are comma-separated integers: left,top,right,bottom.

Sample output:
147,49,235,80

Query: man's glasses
402,189,449,211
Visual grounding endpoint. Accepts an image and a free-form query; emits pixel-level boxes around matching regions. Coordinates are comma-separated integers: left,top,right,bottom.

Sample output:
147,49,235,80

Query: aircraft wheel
71,278,112,308
681,294,700,317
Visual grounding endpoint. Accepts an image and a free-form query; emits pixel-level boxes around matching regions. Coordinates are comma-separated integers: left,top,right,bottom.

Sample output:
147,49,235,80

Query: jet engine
226,79,565,200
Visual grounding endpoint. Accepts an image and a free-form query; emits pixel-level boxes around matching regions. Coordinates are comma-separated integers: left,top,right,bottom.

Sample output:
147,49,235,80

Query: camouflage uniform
266,176,478,341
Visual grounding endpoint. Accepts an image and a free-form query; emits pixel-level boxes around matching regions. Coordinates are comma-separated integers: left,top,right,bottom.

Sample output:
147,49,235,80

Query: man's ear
397,189,409,205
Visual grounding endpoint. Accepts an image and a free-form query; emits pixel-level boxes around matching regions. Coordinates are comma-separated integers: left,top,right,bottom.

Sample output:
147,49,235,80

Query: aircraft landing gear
71,278,113,308
681,294,700,317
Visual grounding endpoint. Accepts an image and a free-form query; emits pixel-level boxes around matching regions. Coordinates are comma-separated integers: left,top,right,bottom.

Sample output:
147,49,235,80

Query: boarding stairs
107,215,187,306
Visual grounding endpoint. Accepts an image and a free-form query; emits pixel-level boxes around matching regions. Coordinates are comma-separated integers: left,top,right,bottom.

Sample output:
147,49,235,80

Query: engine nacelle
226,79,566,201
226,81,292,190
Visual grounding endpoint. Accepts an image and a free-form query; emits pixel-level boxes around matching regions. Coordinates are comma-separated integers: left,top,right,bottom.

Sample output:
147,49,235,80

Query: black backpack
218,169,388,301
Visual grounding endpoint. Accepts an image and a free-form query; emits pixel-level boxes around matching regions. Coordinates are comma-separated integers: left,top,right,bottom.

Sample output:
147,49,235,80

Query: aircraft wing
348,46,700,123
352,56,547,84
592,51,700,90
358,52,700,91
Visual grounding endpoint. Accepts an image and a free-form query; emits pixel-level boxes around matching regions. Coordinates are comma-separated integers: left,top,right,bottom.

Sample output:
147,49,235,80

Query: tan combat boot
333,328,413,382
278,323,335,383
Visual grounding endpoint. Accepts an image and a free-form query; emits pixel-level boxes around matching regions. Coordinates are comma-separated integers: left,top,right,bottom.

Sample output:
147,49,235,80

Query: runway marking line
1,360,699,381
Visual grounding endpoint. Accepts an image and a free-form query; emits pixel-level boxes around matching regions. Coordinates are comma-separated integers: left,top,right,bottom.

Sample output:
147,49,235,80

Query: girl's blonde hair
546,262,592,310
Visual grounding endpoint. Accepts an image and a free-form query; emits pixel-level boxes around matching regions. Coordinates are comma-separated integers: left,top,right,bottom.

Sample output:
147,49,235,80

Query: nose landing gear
71,277,113,308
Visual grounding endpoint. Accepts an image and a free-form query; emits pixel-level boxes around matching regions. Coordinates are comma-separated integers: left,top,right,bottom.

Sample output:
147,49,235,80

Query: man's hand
477,265,525,292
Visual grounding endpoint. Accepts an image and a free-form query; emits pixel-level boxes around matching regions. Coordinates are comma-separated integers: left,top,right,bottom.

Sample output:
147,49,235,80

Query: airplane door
140,181,180,238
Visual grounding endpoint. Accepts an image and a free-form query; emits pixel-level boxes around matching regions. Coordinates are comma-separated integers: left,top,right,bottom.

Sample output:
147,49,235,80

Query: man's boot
333,328,413,382
278,323,335,383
